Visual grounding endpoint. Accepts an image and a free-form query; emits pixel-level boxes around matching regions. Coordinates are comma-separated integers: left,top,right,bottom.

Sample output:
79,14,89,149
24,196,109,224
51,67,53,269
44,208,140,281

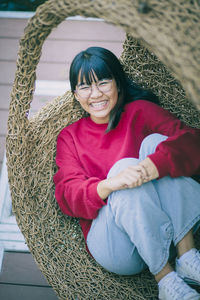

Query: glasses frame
75,79,113,99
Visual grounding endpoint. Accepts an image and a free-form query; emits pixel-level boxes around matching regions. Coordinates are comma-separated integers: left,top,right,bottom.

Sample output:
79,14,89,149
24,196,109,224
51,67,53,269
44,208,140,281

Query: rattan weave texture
6,0,200,299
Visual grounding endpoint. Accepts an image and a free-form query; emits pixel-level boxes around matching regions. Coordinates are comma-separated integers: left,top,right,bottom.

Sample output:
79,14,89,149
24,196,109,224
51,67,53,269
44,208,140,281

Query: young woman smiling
54,47,200,300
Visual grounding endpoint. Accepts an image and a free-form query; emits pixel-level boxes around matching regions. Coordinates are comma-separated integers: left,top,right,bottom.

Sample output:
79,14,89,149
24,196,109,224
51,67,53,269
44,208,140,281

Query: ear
73,92,80,102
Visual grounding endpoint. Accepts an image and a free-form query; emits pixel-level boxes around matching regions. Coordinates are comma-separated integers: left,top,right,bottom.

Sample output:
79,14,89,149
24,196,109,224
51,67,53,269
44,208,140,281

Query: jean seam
173,215,200,246
151,223,174,275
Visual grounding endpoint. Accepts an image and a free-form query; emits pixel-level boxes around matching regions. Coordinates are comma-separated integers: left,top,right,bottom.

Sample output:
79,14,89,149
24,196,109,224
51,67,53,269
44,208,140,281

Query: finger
138,164,149,179
125,174,143,188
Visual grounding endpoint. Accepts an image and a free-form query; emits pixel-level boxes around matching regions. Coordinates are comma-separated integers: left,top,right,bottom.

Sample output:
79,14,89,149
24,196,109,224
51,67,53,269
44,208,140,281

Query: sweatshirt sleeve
138,101,200,178
53,130,106,220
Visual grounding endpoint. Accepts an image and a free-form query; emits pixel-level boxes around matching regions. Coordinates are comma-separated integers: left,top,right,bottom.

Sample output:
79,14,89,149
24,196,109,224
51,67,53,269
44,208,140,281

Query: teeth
91,101,107,108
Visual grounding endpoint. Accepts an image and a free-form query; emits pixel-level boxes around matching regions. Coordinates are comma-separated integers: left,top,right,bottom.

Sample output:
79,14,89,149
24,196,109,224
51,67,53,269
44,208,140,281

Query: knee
107,249,147,276
107,157,139,178
139,133,168,160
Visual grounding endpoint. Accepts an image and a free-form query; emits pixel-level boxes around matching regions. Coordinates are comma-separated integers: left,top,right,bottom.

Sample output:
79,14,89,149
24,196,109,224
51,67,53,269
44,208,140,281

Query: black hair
69,46,159,132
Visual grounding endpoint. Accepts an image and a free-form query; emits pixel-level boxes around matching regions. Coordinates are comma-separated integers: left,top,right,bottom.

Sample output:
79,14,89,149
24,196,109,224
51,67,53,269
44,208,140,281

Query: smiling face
74,71,119,124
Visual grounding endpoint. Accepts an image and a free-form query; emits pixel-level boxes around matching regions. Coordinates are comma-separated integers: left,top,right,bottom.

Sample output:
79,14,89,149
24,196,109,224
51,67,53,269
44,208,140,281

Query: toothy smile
90,101,108,110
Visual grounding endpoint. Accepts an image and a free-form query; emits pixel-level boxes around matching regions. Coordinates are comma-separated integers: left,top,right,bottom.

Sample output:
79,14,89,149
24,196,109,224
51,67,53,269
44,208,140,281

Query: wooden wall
0,15,125,171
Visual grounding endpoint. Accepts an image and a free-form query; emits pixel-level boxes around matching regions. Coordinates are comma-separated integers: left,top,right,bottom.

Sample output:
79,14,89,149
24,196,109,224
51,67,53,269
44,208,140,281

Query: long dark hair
69,46,159,132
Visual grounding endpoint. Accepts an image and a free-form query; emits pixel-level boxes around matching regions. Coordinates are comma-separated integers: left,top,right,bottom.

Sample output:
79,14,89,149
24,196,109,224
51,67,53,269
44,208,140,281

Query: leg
155,263,173,283
87,156,200,299
140,133,200,290
88,157,174,275
88,139,200,276
176,229,195,258
140,133,200,249
107,161,174,275
87,163,147,275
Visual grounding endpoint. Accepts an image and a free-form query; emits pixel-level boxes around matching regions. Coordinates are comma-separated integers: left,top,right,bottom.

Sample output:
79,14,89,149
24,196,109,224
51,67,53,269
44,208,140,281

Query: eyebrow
77,78,111,87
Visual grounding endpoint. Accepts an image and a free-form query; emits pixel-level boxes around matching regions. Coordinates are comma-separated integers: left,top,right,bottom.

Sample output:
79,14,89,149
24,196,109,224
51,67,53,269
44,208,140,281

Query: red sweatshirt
53,100,200,241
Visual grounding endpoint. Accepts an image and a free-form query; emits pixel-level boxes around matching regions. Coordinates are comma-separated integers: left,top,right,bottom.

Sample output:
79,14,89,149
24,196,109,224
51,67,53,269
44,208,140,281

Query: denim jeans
86,134,200,276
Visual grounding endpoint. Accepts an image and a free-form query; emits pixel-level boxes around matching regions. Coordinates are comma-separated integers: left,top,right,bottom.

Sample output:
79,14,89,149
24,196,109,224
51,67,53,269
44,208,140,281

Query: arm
138,101,200,178
97,101,200,201
53,132,106,219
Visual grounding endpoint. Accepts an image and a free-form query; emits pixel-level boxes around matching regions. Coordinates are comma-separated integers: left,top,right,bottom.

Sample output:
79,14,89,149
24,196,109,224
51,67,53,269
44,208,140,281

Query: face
74,71,118,124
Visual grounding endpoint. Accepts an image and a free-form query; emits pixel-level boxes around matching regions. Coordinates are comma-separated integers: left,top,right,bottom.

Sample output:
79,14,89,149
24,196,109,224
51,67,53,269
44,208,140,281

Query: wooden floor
0,251,58,300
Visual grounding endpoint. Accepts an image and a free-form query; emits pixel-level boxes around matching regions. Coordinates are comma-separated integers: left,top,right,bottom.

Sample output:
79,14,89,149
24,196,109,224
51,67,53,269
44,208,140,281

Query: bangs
78,56,113,86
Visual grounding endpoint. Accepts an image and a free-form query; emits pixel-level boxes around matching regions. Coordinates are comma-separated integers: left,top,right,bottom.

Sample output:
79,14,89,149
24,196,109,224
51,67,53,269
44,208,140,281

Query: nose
90,84,103,98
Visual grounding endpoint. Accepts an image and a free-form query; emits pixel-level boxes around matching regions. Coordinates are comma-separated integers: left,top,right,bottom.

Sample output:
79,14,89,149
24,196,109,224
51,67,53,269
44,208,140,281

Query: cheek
111,83,119,102
111,89,119,104
76,98,88,109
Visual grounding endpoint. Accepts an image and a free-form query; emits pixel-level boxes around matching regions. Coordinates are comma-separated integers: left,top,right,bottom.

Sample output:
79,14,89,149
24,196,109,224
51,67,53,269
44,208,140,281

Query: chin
91,114,109,124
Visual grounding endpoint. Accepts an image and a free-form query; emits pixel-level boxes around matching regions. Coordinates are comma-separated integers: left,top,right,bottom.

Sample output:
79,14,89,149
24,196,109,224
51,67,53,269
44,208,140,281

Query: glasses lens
97,80,112,92
77,84,90,98
76,79,112,98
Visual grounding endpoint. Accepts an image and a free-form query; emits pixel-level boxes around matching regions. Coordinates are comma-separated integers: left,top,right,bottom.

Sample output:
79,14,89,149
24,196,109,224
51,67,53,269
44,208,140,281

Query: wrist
97,179,113,200
139,157,159,181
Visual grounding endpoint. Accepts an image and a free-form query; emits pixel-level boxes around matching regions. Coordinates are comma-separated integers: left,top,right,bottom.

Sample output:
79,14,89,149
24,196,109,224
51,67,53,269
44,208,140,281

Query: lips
90,100,108,110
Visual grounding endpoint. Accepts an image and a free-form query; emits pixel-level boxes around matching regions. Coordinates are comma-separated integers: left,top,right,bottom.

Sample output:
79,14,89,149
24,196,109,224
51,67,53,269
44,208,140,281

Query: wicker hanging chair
6,0,200,299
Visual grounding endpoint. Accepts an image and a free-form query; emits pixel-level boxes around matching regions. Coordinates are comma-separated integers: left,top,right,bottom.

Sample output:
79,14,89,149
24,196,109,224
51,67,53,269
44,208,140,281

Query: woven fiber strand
120,35,200,129
6,0,200,299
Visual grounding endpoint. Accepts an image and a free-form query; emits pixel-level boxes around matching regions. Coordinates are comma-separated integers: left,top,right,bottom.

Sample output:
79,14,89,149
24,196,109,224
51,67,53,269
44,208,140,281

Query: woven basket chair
6,0,200,299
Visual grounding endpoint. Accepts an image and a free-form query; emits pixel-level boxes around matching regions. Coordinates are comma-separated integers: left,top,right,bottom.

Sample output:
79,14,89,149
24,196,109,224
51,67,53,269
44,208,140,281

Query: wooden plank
0,284,58,300
0,226,25,241
0,241,28,252
0,18,125,41
36,62,70,81
40,39,123,63
0,61,16,85
0,110,8,135
0,151,8,220
0,18,28,38
0,38,123,61
0,136,6,163
0,61,69,83
0,85,12,110
48,19,125,41
0,252,50,287
0,38,19,61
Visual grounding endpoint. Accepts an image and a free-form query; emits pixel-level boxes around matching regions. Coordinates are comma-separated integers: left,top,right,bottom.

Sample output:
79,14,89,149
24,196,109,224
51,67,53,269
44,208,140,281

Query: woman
54,47,200,299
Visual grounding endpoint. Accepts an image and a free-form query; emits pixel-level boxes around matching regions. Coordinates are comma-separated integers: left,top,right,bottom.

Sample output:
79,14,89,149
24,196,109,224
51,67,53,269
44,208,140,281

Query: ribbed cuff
87,180,106,209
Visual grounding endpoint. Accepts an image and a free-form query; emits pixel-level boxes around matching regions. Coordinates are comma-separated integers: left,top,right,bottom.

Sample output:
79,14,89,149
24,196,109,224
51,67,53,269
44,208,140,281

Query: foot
158,271,200,300
176,248,200,286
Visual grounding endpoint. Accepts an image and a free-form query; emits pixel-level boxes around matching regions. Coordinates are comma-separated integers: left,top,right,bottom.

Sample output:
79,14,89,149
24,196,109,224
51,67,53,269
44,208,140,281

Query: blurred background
0,0,47,11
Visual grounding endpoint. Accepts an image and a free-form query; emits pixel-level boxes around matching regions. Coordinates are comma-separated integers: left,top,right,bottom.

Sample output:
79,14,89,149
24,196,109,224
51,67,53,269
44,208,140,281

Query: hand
139,157,159,181
107,164,149,191
97,163,149,200
97,158,159,200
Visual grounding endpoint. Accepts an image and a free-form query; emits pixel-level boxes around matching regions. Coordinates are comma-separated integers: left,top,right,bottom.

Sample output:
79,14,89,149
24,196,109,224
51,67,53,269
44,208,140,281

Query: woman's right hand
97,157,159,200
97,164,148,200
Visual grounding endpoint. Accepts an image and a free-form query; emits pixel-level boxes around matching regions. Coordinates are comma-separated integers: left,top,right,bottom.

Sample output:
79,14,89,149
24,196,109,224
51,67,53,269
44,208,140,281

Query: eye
79,84,90,91
98,80,110,86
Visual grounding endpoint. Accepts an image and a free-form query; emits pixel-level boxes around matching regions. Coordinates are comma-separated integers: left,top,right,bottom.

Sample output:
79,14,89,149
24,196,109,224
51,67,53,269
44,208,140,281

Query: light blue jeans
87,134,200,275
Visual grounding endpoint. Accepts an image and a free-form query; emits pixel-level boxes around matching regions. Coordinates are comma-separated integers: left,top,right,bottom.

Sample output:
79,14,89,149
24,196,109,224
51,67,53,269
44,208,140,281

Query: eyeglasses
75,79,113,99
